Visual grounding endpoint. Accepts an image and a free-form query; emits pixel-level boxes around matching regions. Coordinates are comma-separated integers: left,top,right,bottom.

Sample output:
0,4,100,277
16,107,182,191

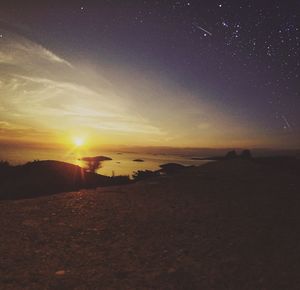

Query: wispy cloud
0,30,72,67
0,29,165,144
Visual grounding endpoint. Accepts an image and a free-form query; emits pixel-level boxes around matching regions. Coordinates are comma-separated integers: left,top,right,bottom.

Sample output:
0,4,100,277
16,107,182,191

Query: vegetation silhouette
132,170,159,181
79,156,112,173
240,149,252,159
225,150,238,159
132,163,191,181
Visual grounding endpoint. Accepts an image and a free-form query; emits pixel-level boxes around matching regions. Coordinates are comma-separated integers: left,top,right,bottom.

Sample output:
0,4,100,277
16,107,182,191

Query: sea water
0,146,208,177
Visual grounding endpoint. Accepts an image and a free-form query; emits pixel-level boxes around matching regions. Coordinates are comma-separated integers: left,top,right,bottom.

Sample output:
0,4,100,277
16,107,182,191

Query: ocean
0,146,209,177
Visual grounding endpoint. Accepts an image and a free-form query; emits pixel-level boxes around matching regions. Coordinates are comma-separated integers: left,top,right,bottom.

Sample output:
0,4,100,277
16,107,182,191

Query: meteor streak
281,115,291,129
194,24,212,36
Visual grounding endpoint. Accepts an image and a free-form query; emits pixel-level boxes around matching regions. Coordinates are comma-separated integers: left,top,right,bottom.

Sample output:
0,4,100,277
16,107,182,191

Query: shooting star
281,115,292,130
193,24,212,36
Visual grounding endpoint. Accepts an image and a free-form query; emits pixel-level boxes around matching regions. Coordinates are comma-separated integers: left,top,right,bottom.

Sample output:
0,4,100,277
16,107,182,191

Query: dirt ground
0,160,299,289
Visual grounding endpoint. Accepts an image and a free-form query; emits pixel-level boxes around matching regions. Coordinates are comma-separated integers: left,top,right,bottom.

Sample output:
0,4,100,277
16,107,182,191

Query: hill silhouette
0,160,130,200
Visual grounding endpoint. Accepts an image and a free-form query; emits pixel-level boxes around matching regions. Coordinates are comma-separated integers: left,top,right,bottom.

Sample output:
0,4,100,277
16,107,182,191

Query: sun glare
74,137,85,147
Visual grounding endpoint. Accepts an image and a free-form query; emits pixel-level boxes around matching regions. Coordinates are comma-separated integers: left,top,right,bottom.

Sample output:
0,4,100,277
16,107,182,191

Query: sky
0,0,299,150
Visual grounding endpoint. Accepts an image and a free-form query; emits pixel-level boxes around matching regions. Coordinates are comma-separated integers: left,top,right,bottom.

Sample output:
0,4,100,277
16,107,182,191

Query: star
222,21,229,28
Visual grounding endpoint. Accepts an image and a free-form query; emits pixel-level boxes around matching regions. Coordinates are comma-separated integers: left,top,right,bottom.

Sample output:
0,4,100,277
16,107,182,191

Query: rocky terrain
0,159,299,289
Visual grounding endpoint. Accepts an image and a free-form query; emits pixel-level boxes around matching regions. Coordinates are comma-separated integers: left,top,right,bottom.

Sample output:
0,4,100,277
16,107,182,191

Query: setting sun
73,137,85,147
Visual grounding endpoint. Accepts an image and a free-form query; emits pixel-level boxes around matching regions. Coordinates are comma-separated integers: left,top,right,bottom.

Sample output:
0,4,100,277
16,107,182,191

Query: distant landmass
1,150,299,200
79,156,112,162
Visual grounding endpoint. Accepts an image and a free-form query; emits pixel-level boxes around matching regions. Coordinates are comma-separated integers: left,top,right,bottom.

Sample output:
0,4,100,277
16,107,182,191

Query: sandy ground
0,159,299,289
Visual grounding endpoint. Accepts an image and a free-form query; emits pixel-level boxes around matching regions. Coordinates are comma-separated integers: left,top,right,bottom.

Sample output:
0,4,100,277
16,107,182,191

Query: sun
73,137,85,147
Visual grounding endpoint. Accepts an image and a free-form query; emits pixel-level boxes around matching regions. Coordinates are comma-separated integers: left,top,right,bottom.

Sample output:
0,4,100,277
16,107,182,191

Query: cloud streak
0,30,72,67
0,29,166,145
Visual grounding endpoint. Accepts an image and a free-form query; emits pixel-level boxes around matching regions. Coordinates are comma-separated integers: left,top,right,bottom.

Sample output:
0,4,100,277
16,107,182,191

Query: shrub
132,170,159,181
240,149,252,159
